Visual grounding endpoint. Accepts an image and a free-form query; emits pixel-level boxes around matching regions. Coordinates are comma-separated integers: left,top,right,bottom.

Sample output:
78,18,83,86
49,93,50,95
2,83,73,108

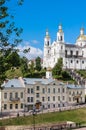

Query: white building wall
43,25,86,70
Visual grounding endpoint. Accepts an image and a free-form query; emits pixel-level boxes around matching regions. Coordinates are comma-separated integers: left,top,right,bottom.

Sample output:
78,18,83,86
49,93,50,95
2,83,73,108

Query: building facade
43,25,86,69
0,75,85,113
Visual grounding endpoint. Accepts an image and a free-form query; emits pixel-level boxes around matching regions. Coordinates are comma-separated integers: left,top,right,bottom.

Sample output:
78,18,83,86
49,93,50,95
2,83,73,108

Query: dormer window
11,85,14,87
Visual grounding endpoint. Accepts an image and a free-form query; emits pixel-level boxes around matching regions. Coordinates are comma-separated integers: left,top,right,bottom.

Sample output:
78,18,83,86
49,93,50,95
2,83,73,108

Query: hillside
5,67,23,79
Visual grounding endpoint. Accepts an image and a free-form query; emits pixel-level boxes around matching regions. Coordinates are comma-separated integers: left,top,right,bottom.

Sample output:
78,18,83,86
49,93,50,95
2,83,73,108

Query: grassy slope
76,70,86,79
0,108,86,126
5,68,23,79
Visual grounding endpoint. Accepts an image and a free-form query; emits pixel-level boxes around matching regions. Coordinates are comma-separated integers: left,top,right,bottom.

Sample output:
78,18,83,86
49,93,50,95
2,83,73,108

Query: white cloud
17,41,43,60
31,40,40,44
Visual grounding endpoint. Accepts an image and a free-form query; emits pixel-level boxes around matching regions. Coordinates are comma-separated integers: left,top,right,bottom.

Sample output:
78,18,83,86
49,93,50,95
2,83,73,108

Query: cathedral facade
43,25,86,70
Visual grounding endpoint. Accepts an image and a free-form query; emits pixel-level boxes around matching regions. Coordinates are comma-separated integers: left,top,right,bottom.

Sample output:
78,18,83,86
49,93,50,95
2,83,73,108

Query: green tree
28,61,35,75
6,51,21,67
35,56,42,71
20,57,28,76
52,58,63,76
0,0,28,85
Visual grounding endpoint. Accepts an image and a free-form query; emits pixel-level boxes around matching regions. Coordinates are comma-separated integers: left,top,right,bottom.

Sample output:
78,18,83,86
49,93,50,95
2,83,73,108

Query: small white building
0,73,85,113
43,24,86,69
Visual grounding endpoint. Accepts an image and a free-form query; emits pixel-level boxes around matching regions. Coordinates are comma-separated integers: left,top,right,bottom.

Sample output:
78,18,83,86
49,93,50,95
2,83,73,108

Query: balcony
73,94,81,99
9,97,20,102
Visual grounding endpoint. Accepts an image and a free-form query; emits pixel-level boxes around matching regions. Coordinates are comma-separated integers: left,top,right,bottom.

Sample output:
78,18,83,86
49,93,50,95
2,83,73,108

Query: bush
61,70,71,80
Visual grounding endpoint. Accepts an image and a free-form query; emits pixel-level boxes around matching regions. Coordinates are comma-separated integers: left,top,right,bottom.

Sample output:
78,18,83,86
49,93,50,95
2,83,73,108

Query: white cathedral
43,24,86,70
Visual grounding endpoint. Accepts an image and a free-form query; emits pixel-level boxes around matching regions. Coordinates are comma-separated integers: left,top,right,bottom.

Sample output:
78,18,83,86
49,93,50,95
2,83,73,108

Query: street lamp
32,101,42,130
32,109,37,130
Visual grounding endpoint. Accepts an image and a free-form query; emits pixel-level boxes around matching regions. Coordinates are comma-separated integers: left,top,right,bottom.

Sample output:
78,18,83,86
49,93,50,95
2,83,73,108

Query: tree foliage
6,51,21,67
52,58,63,76
0,0,26,85
20,57,28,76
35,56,42,71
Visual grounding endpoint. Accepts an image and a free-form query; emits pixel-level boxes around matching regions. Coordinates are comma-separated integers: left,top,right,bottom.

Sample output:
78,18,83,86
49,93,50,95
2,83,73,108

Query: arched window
60,36,63,41
70,50,73,56
65,50,67,57
47,41,49,45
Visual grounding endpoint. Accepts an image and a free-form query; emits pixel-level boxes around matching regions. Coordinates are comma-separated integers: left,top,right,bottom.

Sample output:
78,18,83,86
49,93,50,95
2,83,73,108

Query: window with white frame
28,88,30,93
53,96,55,101
21,92,23,98
36,93,39,98
36,86,40,91
42,88,45,94
15,92,18,98
4,104,7,110
27,97,30,102
21,103,23,109
58,88,60,93
48,88,50,93
10,104,13,109
62,96,65,100
10,92,12,99
69,97,71,101
53,88,55,93
48,96,50,101
4,93,7,99
31,88,34,93
62,88,65,93
31,97,33,102
58,96,60,101
42,97,45,102
15,104,18,109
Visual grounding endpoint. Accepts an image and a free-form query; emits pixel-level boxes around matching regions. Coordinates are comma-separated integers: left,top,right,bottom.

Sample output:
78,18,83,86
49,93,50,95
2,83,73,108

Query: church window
70,50,73,56
36,86,40,90
82,51,84,55
61,45,63,49
71,60,73,63
54,49,55,54
76,51,78,56
60,36,63,41
82,61,84,64
65,50,67,57
58,36,63,41
76,60,78,63
47,41,49,46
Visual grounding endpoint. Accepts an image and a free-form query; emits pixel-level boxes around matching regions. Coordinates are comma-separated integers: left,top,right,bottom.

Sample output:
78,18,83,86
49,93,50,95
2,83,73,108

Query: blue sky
8,0,86,59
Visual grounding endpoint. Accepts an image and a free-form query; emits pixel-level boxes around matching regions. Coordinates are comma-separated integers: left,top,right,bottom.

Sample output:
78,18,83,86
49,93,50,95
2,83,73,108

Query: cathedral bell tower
57,24,64,42
44,29,51,57
44,29,51,47
43,29,51,68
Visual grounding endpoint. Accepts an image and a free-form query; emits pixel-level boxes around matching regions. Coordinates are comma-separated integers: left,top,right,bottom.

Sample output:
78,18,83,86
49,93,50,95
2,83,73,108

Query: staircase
67,69,86,85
